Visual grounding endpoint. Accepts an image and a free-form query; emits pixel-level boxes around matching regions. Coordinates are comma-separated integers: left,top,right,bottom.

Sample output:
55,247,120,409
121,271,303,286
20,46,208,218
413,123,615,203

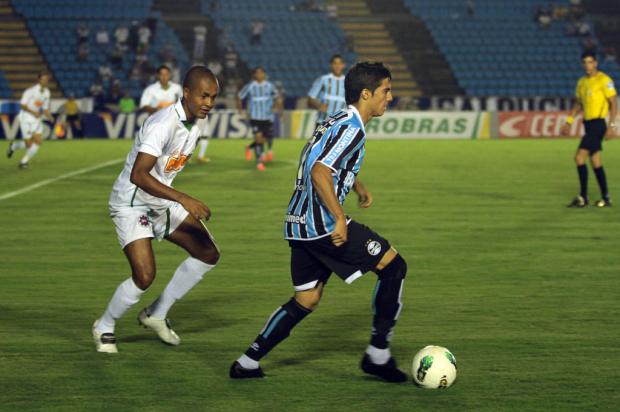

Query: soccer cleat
245,146,253,161
594,198,612,208
92,320,118,353
266,151,273,162
6,143,14,158
257,162,266,171
567,195,588,208
137,308,180,346
18,162,28,169
197,156,211,164
229,361,265,379
360,354,408,383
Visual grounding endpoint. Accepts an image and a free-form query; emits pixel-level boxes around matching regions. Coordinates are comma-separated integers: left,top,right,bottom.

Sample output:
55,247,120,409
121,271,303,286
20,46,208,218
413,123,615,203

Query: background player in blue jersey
307,54,347,126
231,62,409,383
237,66,281,171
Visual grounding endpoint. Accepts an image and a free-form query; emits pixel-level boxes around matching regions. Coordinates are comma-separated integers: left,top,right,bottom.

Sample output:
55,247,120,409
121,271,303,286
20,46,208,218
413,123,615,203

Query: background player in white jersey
6,72,52,169
308,54,347,126
140,65,183,114
92,66,220,353
237,66,281,171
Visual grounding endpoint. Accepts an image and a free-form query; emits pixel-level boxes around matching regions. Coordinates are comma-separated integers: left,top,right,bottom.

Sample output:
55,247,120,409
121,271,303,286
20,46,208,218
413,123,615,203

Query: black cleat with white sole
7,143,14,158
229,361,265,379
361,354,408,383
567,195,588,208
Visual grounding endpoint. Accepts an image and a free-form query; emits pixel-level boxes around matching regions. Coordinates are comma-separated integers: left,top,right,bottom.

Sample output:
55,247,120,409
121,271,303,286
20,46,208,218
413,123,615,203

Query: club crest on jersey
138,215,149,227
366,240,382,256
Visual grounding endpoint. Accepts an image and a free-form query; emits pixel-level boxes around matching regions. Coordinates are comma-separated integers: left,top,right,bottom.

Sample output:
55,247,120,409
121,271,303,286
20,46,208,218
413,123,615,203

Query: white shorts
19,118,43,139
110,202,189,249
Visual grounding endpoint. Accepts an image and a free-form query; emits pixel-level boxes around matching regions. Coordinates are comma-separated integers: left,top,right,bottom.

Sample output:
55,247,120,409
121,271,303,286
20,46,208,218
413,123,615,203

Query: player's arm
561,100,582,135
130,152,211,220
311,162,347,246
607,95,617,137
20,104,40,118
353,179,373,208
139,89,158,114
307,79,327,112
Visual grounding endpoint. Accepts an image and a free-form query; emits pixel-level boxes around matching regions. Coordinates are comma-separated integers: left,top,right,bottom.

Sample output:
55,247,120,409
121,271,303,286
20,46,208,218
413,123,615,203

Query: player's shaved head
182,65,219,121
183,65,218,90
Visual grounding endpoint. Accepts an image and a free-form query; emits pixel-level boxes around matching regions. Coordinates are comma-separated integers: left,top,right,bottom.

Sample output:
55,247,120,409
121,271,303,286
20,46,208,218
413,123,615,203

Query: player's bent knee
294,290,321,311
377,254,407,281
132,267,156,290
195,246,219,265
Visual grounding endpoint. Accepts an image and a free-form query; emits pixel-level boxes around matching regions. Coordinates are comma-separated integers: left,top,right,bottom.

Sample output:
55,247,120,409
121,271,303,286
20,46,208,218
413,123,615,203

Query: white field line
0,158,124,202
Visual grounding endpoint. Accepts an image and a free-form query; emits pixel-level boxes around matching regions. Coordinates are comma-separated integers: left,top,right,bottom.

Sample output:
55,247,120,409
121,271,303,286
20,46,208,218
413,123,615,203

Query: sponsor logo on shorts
138,215,149,227
366,240,382,256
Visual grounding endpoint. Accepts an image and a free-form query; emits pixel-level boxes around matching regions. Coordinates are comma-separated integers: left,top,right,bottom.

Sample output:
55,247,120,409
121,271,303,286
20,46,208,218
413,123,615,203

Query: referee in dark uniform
563,51,617,208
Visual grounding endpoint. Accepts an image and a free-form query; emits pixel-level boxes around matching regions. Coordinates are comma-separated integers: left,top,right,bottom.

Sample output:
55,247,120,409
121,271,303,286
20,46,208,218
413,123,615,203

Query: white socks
98,278,144,334
20,143,39,164
11,141,26,151
237,354,260,370
148,257,215,320
366,345,391,365
198,138,209,158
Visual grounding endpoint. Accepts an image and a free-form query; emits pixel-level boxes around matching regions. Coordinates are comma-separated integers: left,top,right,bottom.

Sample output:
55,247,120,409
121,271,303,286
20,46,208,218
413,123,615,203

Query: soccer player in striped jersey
237,66,281,170
6,72,52,169
92,66,220,353
231,62,409,383
308,54,346,126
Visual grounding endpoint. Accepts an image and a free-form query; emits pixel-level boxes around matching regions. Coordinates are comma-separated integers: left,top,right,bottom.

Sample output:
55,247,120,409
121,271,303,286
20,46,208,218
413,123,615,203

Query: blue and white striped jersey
308,73,347,124
284,106,366,240
238,80,278,121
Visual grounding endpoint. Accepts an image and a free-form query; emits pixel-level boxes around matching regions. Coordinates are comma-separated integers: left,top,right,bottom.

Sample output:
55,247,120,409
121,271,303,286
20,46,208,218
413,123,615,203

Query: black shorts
289,220,391,291
579,118,607,153
250,120,273,138
66,114,80,123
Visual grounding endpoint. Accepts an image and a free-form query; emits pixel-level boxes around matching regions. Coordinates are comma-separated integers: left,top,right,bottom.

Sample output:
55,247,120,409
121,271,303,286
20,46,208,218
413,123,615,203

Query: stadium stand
10,0,189,99
404,0,620,97
200,0,356,97
0,70,13,98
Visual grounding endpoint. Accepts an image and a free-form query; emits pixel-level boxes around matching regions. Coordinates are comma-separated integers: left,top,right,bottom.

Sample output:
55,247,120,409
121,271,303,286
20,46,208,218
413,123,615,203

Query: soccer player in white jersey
92,66,220,353
308,54,347,126
6,72,52,169
140,65,183,114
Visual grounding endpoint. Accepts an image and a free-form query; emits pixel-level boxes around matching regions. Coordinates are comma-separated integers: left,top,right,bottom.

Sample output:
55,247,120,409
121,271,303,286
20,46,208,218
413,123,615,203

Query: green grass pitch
0,138,618,411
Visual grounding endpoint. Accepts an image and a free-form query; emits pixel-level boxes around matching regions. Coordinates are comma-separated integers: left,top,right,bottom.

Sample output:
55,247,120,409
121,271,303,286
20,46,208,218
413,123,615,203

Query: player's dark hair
344,62,391,105
157,65,171,73
330,54,343,63
38,71,49,79
581,50,597,61
182,65,217,90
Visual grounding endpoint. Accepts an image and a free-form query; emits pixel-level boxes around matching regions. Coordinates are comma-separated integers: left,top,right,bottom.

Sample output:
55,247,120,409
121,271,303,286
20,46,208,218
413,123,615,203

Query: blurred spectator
209,0,219,13
105,80,123,111
114,24,129,50
77,23,89,44
137,24,151,54
98,63,113,81
465,0,475,18
535,6,552,29
118,91,136,114
96,26,109,50
207,60,223,77
576,21,590,37
61,94,82,138
110,45,123,67
89,78,105,111
581,37,597,54
224,47,238,78
552,5,569,20
193,24,207,63
326,4,338,19
604,47,617,63
159,42,176,62
250,20,264,45
78,42,89,61
129,20,140,52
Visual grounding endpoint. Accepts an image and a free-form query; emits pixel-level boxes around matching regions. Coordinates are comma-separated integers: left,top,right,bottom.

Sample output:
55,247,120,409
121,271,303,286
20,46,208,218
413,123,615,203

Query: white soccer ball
412,345,457,389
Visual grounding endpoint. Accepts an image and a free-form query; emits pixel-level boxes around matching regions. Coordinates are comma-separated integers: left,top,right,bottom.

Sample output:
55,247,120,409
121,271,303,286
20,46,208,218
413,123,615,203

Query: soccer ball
412,345,457,389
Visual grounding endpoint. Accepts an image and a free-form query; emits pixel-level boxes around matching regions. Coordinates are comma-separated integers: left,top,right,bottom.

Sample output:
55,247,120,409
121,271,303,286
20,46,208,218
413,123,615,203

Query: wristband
565,116,574,125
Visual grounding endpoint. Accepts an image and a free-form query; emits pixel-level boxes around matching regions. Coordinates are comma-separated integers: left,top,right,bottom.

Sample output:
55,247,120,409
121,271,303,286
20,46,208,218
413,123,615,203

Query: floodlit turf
0,138,618,411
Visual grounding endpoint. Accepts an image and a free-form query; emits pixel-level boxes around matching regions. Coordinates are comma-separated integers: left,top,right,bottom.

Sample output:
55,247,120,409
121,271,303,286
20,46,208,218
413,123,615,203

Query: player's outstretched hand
180,195,212,221
560,123,571,136
331,218,348,247
357,190,373,208
605,123,616,140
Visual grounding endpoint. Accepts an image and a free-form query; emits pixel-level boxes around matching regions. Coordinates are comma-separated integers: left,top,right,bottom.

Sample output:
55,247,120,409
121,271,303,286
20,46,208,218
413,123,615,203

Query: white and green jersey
109,99,200,211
